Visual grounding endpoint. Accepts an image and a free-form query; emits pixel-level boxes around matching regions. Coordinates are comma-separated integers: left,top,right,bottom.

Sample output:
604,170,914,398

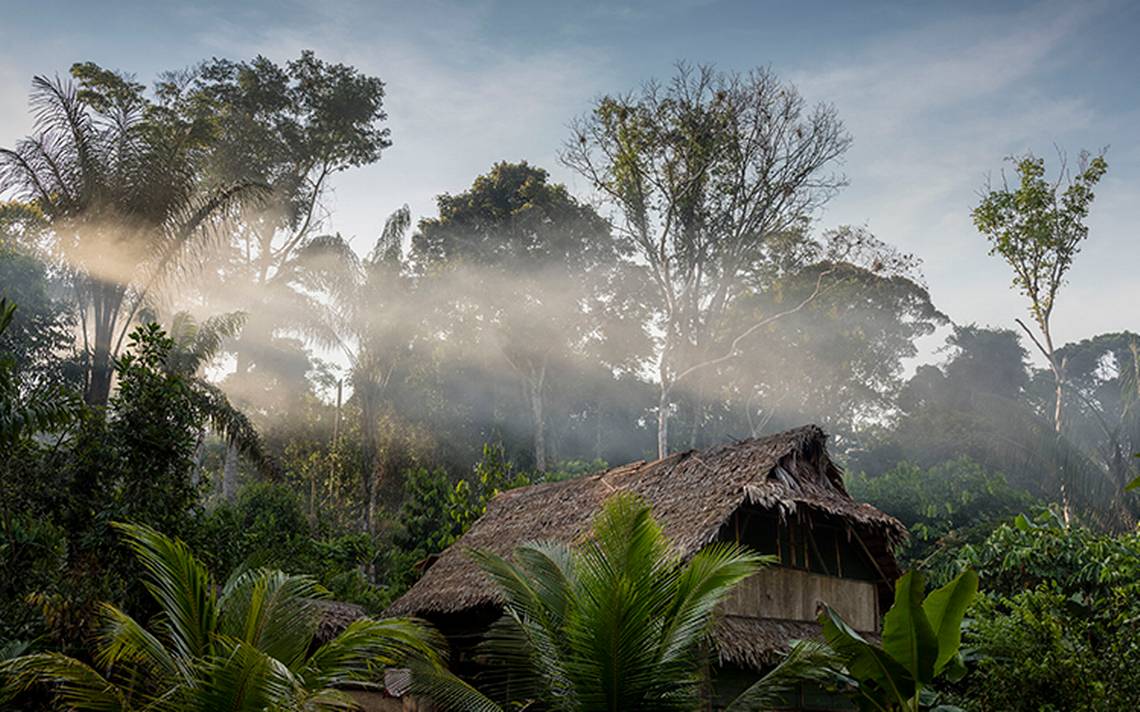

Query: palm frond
132,181,270,315
113,523,217,662
0,652,128,712
369,204,410,266
96,603,188,685
302,617,446,690
408,661,505,712
723,641,839,711
217,569,326,670
658,544,769,665
194,637,300,712
189,380,273,476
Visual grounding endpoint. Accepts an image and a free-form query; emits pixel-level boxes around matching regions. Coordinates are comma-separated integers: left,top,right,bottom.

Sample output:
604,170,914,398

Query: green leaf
820,604,916,705
921,569,978,675
942,652,968,683
881,571,938,685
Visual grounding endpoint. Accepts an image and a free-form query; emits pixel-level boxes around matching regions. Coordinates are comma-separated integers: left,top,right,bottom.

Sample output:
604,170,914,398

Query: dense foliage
848,458,1040,574
943,511,1140,710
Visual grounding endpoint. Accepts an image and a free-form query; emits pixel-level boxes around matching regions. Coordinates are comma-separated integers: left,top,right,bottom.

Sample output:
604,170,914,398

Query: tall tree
179,52,389,494
973,150,1108,519
1047,332,1140,498
972,150,1108,435
326,206,422,534
717,227,943,442
413,162,644,471
562,64,851,457
0,64,261,405
183,52,390,384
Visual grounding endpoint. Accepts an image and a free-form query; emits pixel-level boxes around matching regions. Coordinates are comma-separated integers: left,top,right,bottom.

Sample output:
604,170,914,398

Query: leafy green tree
394,465,456,560
1,523,442,710
972,151,1108,440
964,588,1106,711
0,65,264,405
0,208,80,389
820,569,978,712
447,441,532,535
563,64,851,458
848,458,1038,576
414,162,646,471
719,232,944,442
200,482,387,611
162,311,271,490
0,299,82,445
183,52,388,412
862,325,1127,529
413,491,832,711
1045,332,1140,499
314,206,423,533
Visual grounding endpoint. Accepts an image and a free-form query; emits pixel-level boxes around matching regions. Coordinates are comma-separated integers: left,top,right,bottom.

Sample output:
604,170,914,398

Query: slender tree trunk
222,443,239,501
1050,348,1071,524
687,373,707,451
191,430,207,490
359,382,377,537
529,362,548,472
657,383,670,460
1053,371,1064,434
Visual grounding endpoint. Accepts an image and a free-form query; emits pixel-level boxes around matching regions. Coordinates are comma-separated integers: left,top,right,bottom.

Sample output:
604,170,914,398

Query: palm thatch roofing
312,599,367,643
387,425,905,623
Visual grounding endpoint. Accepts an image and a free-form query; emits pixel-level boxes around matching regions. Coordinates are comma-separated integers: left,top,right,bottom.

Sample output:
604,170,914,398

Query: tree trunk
222,443,239,501
191,430,207,490
1053,372,1064,434
657,384,670,460
85,308,115,406
359,382,378,537
85,351,113,406
529,363,548,472
1052,353,1071,525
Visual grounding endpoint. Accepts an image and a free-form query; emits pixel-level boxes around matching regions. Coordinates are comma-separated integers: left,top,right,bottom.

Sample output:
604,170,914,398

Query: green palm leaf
419,492,791,712
114,523,217,661
0,652,128,712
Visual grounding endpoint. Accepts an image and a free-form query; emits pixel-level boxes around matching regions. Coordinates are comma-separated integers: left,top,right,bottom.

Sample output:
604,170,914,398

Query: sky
1,0,1137,365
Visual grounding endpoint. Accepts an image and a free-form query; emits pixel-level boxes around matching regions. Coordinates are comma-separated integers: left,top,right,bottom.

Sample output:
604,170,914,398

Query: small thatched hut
383,425,905,710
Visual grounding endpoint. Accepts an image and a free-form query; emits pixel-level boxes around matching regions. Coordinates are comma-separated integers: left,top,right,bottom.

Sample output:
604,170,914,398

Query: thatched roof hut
384,425,904,669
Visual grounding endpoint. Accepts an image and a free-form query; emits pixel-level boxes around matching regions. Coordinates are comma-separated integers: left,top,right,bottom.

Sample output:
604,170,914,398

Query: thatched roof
387,425,904,619
713,615,882,669
312,599,367,643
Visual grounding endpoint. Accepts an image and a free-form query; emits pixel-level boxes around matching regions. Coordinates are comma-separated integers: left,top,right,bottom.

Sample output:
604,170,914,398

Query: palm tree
310,206,416,535
1,523,444,710
413,492,834,711
0,69,265,405
163,310,273,485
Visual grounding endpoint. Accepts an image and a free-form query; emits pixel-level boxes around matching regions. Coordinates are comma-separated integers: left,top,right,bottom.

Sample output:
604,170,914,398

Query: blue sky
1,0,1137,362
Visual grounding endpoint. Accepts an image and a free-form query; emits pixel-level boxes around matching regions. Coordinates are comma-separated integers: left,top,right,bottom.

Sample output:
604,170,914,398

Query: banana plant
819,569,978,712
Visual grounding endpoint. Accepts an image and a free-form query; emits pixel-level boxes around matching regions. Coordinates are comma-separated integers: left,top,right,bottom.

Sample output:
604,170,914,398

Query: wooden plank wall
721,567,879,631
